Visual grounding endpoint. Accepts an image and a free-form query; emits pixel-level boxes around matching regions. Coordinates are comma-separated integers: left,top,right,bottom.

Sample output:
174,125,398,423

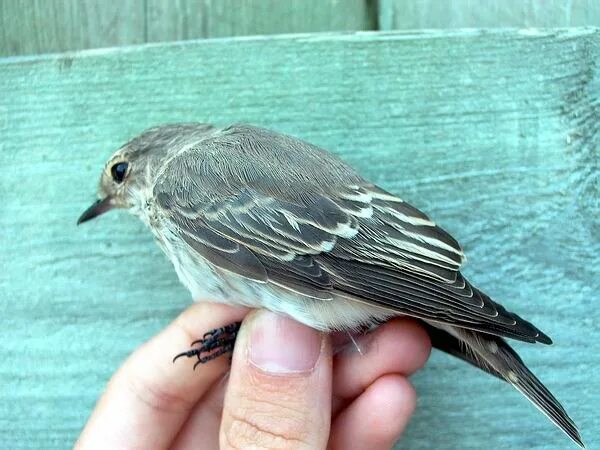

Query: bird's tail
426,324,585,448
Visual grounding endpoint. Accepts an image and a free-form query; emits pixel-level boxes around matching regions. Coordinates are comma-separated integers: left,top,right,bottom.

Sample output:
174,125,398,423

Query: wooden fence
1,0,598,56
0,2,598,449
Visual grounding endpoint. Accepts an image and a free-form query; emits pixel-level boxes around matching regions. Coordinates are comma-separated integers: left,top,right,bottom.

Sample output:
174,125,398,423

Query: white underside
154,224,397,331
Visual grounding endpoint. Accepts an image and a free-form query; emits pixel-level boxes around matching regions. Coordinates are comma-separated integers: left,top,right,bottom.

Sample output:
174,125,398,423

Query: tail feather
424,322,505,381
506,349,583,448
426,323,585,448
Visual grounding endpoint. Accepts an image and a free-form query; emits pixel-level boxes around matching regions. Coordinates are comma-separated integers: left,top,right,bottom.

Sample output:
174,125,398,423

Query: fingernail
249,311,322,374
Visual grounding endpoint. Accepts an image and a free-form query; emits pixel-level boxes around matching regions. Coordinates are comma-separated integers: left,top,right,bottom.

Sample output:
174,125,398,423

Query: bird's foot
173,321,241,369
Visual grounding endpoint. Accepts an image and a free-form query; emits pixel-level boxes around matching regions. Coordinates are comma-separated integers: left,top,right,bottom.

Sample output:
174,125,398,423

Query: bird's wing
152,125,548,343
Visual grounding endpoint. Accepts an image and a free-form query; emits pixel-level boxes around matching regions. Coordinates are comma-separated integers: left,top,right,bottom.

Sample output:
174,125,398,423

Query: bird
78,123,584,448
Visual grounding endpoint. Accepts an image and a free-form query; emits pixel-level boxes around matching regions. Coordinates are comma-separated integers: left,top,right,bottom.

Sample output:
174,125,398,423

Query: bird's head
77,123,214,224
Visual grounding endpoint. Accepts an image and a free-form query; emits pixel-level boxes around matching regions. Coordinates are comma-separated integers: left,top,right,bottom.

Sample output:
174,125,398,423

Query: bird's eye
111,162,129,183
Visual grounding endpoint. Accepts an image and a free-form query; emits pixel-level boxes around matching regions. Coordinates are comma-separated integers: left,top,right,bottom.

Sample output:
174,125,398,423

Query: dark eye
111,162,129,183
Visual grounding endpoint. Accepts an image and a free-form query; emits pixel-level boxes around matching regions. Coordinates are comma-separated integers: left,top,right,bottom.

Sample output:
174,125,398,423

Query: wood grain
0,29,598,449
379,0,600,29
146,0,377,41
0,0,376,56
0,0,145,56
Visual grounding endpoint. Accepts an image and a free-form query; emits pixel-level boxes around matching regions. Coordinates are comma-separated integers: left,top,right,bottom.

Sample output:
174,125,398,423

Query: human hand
75,303,431,449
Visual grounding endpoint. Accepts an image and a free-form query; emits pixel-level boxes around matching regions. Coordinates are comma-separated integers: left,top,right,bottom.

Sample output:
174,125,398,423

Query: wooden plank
379,0,600,29
0,0,145,57
146,0,377,41
0,0,376,57
0,29,598,449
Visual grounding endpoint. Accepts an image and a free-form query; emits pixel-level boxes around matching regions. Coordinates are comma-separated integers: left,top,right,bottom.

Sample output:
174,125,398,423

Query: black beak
77,197,114,225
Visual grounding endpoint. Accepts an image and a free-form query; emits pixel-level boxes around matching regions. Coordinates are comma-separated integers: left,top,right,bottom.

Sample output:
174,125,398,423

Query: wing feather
178,229,268,282
152,124,549,344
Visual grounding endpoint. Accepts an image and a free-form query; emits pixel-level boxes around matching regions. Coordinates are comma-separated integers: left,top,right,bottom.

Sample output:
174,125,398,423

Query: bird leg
173,321,241,369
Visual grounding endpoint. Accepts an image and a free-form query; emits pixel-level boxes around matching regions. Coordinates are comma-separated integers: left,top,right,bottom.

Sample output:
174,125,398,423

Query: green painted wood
0,29,598,449
0,0,145,57
379,0,600,29
147,0,377,41
0,0,376,57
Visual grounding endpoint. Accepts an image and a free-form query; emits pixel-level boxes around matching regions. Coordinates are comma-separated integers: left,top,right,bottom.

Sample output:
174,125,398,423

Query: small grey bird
79,123,584,448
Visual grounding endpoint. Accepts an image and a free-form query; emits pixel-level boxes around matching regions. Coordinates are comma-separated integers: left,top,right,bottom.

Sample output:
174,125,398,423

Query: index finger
75,301,248,450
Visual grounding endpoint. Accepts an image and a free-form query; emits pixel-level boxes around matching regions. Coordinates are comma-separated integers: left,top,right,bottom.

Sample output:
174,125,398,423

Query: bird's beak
77,196,114,225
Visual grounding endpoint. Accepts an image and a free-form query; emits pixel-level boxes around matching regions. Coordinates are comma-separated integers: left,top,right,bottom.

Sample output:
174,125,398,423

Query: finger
329,375,416,450
332,318,431,402
220,310,332,450
75,302,248,450
171,373,229,450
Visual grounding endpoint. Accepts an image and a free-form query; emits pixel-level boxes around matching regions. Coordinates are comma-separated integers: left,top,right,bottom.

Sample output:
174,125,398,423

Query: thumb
220,310,332,449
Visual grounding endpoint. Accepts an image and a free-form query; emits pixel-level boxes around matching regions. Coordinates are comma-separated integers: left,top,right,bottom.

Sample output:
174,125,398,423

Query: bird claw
173,321,241,368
